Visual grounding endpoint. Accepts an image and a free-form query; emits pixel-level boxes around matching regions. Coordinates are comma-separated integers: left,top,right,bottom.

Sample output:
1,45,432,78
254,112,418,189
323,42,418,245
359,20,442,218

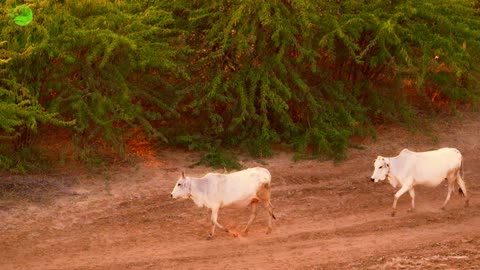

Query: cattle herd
171,147,469,239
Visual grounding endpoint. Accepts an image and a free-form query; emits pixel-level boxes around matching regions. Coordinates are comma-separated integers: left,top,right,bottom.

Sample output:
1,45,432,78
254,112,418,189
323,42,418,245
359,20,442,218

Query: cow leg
243,202,258,234
456,175,469,207
256,184,275,234
208,207,229,239
408,187,415,211
208,222,216,240
441,181,455,210
392,185,410,217
263,201,275,234
207,209,217,240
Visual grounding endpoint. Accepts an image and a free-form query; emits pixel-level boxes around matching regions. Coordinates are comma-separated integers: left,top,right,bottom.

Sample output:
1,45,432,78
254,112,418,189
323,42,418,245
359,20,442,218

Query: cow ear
181,171,185,179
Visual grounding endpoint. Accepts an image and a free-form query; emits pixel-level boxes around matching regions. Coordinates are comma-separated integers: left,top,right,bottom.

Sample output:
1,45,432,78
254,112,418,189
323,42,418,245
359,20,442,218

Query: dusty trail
1,113,479,269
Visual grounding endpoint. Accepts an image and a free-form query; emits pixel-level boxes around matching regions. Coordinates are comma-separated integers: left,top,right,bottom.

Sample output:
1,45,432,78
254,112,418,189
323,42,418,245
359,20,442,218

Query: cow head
370,156,389,183
170,172,191,199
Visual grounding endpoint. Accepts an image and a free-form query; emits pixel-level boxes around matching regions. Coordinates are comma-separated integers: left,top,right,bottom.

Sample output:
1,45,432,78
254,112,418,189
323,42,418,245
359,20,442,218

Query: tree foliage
170,0,480,159
1,0,184,154
0,39,74,170
1,0,479,170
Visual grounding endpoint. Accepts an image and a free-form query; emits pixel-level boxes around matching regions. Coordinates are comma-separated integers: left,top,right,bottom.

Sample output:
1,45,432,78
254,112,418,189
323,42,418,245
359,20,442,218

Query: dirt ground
1,113,480,270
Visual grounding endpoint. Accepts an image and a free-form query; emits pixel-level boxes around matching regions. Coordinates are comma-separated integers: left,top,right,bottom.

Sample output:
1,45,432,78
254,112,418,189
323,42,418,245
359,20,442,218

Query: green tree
1,0,185,158
169,0,363,159
170,0,480,160
1,0,480,170
0,40,74,169
317,0,480,116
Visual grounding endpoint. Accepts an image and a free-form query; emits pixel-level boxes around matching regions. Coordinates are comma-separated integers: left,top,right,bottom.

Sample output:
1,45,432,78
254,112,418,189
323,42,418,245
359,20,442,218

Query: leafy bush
193,147,242,171
1,0,479,171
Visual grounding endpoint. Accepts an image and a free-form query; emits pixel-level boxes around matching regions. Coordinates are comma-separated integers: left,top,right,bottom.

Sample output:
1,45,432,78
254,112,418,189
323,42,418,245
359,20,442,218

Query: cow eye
379,166,383,169
177,183,181,186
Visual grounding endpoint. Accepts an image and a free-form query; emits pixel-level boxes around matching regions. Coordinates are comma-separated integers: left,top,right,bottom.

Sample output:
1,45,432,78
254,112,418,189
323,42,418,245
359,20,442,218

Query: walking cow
170,167,276,239
370,148,469,216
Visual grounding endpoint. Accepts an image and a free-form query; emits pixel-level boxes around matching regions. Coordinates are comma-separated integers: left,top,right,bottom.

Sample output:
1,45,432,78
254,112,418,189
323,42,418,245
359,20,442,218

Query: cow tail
461,156,464,179
269,201,277,220
458,157,465,197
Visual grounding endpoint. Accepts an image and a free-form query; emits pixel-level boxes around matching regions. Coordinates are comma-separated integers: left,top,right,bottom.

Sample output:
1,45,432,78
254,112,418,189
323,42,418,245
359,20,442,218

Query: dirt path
1,114,479,269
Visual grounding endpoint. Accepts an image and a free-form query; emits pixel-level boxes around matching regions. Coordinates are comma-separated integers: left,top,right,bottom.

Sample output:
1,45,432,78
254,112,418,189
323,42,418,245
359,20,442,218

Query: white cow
170,167,276,239
370,148,469,216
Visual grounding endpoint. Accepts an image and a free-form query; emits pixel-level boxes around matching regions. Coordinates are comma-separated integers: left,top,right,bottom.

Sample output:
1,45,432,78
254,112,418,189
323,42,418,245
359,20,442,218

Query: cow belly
225,196,257,208
221,181,263,207
413,170,448,187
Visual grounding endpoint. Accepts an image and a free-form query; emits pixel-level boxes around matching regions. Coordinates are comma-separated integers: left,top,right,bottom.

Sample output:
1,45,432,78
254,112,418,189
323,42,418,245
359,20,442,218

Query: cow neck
386,157,392,176
385,157,399,187
186,177,193,199
186,177,204,208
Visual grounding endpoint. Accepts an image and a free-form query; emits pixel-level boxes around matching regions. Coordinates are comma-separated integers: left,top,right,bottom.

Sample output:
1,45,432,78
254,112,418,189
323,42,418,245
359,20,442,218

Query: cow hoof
465,200,470,207
391,211,396,217
407,208,415,212
266,228,272,234
206,234,214,240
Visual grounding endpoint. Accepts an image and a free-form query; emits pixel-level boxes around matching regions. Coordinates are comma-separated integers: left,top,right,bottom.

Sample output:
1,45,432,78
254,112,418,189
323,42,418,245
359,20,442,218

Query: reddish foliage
125,128,156,159
403,79,450,112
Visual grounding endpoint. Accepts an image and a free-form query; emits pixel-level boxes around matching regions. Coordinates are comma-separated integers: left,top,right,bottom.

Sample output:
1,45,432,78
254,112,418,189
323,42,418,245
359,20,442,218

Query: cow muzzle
370,178,375,182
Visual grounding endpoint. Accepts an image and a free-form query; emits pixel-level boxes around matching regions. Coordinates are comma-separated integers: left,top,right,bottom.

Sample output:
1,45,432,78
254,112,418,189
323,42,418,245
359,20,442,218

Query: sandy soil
1,113,479,270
